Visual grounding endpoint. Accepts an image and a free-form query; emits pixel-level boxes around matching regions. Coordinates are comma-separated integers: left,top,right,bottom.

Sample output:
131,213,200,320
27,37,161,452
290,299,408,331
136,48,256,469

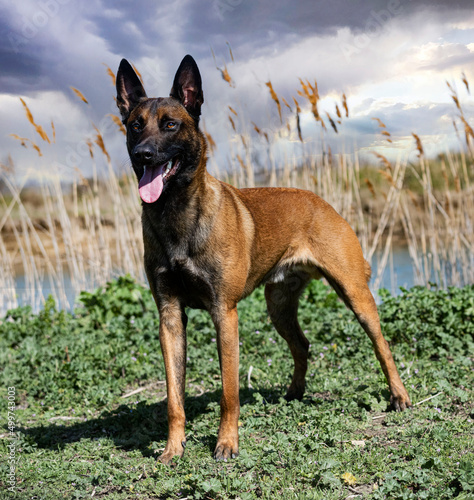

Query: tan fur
116,55,412,465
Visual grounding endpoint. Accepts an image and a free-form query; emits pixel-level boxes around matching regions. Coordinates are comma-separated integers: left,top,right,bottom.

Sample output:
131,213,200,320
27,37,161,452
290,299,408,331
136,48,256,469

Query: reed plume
70,87,88,104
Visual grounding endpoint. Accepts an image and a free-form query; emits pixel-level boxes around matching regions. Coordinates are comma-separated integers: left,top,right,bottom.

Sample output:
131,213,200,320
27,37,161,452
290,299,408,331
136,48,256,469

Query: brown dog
115,55,411,464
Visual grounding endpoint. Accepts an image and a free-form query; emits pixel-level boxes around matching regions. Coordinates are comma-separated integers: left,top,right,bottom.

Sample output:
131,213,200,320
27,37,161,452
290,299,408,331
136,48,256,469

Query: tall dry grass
1,93,145,313
212,65,474,292
1,63,473,315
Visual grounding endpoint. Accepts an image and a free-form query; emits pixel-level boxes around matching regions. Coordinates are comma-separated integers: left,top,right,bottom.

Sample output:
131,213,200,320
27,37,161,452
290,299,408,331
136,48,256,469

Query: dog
115,55,411,464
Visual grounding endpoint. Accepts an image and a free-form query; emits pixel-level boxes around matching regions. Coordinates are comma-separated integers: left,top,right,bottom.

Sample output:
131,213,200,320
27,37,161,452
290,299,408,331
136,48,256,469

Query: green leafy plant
0,277,473,499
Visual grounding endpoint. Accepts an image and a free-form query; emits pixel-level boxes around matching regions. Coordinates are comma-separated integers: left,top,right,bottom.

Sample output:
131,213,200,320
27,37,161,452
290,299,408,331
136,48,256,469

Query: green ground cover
1,277,473,499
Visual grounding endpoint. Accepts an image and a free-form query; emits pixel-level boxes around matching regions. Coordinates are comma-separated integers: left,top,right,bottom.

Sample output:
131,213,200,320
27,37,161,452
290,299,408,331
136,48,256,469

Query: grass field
1,276,473,499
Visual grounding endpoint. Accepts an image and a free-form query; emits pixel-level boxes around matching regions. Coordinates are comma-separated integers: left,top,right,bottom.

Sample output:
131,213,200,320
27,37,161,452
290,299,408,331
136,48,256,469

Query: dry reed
1,67,473,315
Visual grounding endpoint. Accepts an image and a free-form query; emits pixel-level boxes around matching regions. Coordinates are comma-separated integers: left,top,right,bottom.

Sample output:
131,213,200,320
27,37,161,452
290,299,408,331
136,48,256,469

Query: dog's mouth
138,157,180,204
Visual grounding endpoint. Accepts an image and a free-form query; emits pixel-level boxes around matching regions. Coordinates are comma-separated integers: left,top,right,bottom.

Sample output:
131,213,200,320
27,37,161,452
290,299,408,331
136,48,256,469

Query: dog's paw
390,392,412,412
157,440,186,465
214,440,239,461
284,385,305,402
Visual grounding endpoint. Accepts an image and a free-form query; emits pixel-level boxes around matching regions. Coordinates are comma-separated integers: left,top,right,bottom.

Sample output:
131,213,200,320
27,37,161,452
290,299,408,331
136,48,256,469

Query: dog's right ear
116,59,147,124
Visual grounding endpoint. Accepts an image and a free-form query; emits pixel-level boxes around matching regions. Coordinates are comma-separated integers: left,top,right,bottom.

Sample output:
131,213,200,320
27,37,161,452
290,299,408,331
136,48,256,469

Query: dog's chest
144,212,222,310
167,253,220,309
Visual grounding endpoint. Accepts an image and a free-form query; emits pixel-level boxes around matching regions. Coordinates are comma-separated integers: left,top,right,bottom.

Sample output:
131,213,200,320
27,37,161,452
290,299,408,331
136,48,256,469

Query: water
3,247,418,316
9,272,80,313
370,246,416,296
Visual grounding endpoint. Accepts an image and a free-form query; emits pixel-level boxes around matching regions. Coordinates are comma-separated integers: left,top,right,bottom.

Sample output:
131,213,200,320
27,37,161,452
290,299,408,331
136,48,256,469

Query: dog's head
116,55,205,204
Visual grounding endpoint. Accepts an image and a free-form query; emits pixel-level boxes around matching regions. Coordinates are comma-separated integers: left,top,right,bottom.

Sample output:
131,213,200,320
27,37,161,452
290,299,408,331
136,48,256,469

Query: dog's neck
141,137,221,254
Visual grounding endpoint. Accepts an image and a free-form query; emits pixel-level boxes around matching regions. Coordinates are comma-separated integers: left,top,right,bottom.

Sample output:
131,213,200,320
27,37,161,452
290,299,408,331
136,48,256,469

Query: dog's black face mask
116,56,204,204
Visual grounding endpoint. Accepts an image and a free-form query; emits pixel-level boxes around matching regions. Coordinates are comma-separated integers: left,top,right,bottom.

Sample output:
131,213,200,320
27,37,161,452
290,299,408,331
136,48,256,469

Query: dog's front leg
212,306,240,461
158,299,187,465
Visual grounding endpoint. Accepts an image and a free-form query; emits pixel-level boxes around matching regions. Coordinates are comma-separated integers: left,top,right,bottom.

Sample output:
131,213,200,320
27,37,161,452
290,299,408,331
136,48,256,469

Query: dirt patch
364,415,389,439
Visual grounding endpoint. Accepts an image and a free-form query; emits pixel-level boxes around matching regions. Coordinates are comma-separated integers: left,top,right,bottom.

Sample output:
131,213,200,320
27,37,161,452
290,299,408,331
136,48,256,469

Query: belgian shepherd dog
115,55,411,463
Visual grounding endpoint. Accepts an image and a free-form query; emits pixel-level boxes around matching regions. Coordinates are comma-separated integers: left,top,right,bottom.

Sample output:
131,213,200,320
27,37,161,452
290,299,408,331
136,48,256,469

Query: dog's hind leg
318,246,412,411
265,271,312,401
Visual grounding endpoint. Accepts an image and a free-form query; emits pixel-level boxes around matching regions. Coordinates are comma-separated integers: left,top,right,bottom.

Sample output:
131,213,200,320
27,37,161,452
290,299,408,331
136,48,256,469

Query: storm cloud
1,0,473,180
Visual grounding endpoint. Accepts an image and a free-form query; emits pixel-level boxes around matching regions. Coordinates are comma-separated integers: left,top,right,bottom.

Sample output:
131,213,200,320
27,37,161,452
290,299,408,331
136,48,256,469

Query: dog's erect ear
116,59,147,124
170,55,204,122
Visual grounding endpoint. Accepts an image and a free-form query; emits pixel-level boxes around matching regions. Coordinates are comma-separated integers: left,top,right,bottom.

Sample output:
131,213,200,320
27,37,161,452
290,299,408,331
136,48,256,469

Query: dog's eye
130,121,142,133
165,121,177,130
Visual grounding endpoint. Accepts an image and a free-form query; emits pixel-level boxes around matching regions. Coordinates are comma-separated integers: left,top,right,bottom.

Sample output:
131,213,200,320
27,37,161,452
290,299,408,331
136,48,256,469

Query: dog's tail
364,260,372,283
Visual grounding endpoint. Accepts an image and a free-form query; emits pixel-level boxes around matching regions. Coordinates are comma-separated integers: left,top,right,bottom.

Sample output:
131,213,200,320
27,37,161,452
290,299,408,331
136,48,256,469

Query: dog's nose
133,144,154,163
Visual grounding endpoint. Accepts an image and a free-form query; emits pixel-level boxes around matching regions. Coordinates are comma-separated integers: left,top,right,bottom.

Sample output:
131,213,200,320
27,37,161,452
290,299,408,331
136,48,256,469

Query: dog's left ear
170,55,204,123
116,59,147,124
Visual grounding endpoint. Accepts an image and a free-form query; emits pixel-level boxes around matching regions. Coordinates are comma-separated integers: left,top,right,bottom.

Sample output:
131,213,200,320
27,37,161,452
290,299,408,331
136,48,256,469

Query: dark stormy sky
1,0,473,182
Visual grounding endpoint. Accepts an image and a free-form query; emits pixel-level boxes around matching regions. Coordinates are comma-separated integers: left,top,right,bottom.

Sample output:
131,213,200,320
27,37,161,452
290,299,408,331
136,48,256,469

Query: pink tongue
138,164,166,203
